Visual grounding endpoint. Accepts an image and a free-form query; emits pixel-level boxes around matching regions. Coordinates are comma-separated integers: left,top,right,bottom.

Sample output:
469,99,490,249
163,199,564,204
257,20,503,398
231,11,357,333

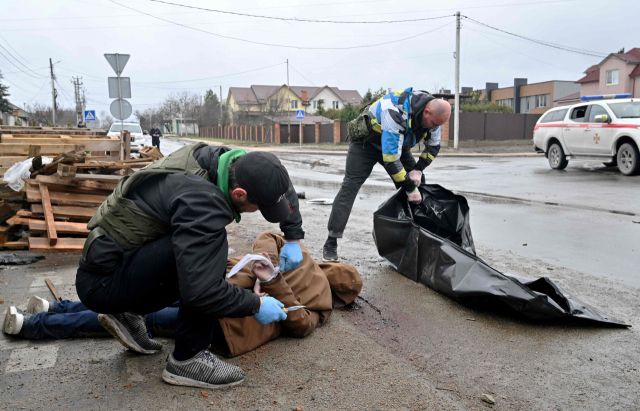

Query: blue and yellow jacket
367,87,442,192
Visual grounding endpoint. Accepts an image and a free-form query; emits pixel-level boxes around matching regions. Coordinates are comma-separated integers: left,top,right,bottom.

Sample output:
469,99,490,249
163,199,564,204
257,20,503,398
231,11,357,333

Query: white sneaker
26,296,50,314
2,306,25,335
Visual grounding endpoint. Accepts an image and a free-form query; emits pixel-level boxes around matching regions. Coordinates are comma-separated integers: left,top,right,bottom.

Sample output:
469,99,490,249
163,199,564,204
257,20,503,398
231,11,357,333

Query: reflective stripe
391,169,407,182
420,153,428,159
382,154,398,162
427,153,435,161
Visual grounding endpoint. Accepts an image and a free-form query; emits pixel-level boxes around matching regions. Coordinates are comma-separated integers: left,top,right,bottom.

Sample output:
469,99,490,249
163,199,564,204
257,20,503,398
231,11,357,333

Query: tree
0,70,10,113
14,118,21,126
361,88,374,105
99,110,114,131
339,103,360,123
316,99,325,116
67,118,72,127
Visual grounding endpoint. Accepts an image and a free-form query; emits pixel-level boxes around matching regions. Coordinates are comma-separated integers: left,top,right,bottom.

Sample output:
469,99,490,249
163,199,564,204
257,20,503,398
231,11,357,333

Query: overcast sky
1,0,637,116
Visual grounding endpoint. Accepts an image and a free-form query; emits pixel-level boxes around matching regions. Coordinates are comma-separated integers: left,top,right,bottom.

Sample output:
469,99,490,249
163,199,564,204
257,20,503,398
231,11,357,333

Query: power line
462,16,607,57
0,49,46,79
109,1,455,50
142,0,455,24
26,79,51,103
137,62,286,84
288,64,318,88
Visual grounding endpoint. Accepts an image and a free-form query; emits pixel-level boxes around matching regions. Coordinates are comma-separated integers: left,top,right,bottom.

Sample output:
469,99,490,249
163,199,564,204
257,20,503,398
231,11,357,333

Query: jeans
76,235,217,358
21,300,178,340
152,137,160,151
327,141,417,238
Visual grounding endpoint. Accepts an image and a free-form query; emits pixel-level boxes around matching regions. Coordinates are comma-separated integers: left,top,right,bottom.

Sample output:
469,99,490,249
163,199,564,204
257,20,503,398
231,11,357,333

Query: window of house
291,100,298,109
606,69,619,85
497,98,513,107
587,104,608,122
312,101,318,109
534,94,550,108
569,105,588,122
269,100,277,110
333,101,340,109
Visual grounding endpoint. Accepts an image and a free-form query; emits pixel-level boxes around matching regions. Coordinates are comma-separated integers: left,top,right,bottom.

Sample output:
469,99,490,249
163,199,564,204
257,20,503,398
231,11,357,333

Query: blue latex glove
279,241,303,271
253,296,287,325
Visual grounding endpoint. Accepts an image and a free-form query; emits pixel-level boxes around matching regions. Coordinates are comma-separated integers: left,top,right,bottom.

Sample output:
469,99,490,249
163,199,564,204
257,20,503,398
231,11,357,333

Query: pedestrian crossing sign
295,110,305,120
84,110,96,121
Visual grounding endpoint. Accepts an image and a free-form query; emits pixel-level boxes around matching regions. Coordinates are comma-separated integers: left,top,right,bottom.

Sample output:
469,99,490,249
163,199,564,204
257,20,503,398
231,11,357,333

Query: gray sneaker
98,313,163,354
162,350,246,389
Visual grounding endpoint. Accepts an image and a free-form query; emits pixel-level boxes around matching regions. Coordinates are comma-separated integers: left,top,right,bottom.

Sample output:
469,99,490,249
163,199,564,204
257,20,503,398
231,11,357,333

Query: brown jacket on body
211,232,362,357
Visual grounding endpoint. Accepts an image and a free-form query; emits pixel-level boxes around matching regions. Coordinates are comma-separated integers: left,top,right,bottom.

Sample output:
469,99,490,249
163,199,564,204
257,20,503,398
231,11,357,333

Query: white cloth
3,157,53,192
227,254,280,283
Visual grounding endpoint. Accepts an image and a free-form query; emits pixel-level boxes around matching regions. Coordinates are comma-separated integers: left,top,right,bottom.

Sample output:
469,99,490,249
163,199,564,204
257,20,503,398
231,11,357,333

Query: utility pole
71,76,84,125
219,85,223,127
453,11,461,150
49,58,57,126
287,59,291,143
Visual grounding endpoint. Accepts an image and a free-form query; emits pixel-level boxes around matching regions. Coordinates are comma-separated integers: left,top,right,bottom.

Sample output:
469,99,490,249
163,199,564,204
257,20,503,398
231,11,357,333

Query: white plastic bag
3,157,53,192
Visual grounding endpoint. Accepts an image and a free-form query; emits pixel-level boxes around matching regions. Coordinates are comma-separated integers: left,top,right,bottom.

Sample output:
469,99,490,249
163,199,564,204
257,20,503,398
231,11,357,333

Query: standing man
77,121,85,128
150,123,162,151
76,142,305,389
323,88,451,262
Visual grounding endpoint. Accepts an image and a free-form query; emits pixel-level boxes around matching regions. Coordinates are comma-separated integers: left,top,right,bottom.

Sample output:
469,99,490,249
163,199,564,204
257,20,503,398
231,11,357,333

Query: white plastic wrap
3,157,53,192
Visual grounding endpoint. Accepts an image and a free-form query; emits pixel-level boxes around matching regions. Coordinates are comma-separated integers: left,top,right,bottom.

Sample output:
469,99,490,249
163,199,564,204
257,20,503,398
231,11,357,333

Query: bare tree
99,110,114,131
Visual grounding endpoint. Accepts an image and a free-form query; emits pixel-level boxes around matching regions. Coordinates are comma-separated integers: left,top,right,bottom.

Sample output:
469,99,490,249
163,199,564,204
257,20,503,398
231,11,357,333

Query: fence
447,112,542,142
199,112,543,144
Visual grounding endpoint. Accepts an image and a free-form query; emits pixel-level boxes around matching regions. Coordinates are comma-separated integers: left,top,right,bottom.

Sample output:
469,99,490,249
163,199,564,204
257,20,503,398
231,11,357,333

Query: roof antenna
618,47,625,53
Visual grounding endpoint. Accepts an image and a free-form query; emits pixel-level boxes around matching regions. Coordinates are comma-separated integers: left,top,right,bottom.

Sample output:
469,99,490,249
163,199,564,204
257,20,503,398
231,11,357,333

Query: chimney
301,91,308,103
12,108,19,116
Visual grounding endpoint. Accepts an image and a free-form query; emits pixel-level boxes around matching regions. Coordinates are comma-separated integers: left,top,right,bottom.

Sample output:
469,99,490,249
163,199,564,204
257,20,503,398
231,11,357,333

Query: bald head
421,99,452,129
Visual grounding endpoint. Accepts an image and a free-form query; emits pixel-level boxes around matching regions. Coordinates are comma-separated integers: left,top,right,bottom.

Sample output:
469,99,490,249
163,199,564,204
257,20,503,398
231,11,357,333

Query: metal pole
454,11,461,150
299,120,302,147
49,58,56,126
287,59,291,143
219,85,223,127
116,54,125,158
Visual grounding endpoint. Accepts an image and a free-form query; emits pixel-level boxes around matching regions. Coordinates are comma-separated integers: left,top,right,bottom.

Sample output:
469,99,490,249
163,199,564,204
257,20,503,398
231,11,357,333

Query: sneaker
322,238,339,263
162,350,246,389
98,313,163,354
26,296,50,314
3,306,30,335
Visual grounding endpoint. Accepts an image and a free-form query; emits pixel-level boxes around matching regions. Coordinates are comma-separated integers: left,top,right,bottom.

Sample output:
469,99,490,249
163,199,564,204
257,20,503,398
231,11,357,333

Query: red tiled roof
583,64,599,74
577,68,599,83
630,65,640,77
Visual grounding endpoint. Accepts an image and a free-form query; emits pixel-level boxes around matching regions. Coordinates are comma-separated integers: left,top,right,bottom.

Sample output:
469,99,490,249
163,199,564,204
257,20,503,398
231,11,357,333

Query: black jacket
150,128,162,138
81,145,304,318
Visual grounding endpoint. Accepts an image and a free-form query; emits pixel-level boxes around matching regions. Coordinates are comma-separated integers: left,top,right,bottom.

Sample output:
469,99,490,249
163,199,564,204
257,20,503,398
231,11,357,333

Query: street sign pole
300,120,302,148
116,55,125,159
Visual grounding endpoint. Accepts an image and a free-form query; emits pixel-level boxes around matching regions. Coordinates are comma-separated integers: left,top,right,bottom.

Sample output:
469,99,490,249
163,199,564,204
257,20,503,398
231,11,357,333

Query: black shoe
98,313,163,354
322,238,339,263
162,350,246,389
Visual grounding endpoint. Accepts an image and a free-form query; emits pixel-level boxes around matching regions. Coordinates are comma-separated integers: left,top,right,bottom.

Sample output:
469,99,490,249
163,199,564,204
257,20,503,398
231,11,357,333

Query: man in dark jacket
76,143,305,389
149,124,162,150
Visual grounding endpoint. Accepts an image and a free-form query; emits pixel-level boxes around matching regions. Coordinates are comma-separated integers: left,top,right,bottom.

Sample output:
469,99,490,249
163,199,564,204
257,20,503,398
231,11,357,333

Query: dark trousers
76,235,215,357
152,137,160,151
21,300,178,340
327,141,417,238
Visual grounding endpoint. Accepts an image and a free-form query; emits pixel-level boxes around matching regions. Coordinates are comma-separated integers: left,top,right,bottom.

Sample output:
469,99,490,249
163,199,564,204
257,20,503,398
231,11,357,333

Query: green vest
85,142,211,254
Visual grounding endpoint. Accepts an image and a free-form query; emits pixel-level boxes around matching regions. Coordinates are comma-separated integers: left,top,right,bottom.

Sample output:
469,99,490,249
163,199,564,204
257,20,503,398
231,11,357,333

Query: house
574,47,640,98
227,85,362,125
478,79,580,114
1,103,31,126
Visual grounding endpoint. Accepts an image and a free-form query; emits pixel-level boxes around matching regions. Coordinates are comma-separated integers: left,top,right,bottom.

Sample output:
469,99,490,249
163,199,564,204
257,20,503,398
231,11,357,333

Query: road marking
0,340,29,351
28,274,70,295
5,344,59,373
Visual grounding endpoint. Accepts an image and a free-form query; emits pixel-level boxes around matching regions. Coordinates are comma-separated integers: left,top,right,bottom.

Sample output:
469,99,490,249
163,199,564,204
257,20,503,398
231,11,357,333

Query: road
1,139,639,410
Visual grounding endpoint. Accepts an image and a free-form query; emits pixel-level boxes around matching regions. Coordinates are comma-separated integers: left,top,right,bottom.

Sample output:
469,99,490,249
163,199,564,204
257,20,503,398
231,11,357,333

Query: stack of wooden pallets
0,126,120,178
0,126,165,252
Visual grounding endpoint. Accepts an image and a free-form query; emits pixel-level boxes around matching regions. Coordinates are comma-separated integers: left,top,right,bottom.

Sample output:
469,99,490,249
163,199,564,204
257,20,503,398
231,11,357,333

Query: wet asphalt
1,138,639,410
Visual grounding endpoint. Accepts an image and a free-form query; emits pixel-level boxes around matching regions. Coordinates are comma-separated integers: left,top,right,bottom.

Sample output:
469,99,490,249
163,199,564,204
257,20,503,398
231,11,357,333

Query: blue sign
84,110,96,122
295,110,305,120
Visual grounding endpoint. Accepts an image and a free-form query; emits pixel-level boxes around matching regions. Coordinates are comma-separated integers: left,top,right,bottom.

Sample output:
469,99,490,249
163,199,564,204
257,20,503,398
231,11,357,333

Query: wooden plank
27,189,107,207
73,174,123,182
39,183,58,246
28,237,86,252
31,204,97,221
45,278,63,301
28,145,41,158
57,163,77,177
1,137,119,145
0,141,120,155
35,174,118,191
0,202,16,224
24,180,112,196
0,156,28,166
1,237,28,249
29,220,90,235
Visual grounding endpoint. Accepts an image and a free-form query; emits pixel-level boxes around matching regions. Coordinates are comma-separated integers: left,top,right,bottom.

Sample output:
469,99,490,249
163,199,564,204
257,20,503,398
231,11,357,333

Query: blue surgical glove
279,241,303,271
253,296,287,325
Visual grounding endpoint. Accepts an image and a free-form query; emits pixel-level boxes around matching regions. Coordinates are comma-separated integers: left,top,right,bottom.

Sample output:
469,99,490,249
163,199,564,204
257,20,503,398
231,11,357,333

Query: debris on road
481,393,495,404
373,184,629,327
0,253,44,265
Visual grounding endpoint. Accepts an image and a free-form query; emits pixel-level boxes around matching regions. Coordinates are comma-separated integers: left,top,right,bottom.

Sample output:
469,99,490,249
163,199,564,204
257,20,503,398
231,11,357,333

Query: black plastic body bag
372,184,628,327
